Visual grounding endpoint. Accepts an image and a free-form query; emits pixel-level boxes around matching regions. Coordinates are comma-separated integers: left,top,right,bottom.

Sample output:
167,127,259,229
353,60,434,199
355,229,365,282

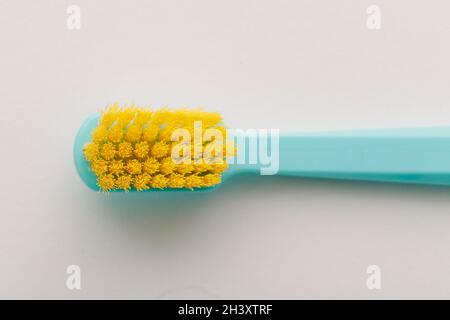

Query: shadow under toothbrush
72,174,450,252
97,173,450,218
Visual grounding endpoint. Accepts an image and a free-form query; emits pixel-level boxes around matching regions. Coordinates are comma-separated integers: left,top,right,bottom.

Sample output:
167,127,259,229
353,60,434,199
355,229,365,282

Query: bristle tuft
83,105,231,191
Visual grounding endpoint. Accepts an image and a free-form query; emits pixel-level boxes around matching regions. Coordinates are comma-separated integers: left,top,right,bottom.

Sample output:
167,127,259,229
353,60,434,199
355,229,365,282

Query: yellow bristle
210,162,228,174
203,173,221,186
83,142,99,162
150,174,168,189
152,109,172,125
100,103,119,127
150,141,169,158
133,173,151,191
184,174,204,189
109,160,124,176
159,125,176,141
116,174,132,191
193,162,212,173
134,141,150,159
135,109,152,125
117,141,133,159
91,159,109,176
97,174,115,191
84,105,232,191
167,174,185,188
143,158,160,174
91,126,108,143
159,157,176,175
100,142,116,160
126,159,142,175
125,124,142,142
201,113,222,127
108,125,123,143
176,163,195,175
143,125,159,142
117,108,135,126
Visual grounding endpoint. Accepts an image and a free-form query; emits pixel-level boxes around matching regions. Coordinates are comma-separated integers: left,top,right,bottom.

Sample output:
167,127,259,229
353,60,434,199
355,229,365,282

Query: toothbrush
74,105,450,191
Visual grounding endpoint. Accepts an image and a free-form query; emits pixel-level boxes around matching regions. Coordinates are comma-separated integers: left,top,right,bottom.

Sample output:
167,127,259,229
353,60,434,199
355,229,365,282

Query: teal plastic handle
232,126,450,186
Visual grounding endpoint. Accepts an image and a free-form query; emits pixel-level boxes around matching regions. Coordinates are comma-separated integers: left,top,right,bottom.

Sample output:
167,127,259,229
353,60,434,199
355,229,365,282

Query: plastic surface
273,127,450,186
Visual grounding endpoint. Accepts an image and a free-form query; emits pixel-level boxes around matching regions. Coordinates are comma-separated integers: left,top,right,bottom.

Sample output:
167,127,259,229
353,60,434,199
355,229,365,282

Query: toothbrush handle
275,127,450,186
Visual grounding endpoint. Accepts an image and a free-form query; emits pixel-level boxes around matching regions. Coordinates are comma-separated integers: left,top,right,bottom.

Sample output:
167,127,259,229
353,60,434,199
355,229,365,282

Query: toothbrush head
74,104,232,192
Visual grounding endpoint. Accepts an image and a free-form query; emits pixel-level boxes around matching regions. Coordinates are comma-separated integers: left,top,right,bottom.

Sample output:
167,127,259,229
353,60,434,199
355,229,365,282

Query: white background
1,0,450,299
